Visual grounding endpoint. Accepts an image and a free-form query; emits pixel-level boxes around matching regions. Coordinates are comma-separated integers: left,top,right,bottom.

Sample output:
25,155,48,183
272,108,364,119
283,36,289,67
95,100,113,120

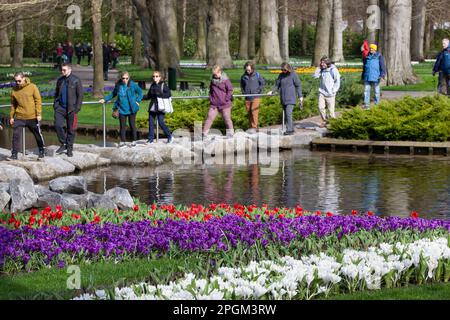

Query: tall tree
331,0,344,62
177,0,187,58
380,0,417,85
247,0,257,59
132,0,157,68
238,0,249,60
410,0,427,61
278,0,289,61
301,19,308,56
12,18,23,68
259,0,282,64
193,0,207,60
206,0,234,68
312,0,332,66
107,0,117,44
91,0,104,98
423,16,434,58
132,9,142,65
0,28,11,64
367,0,379,44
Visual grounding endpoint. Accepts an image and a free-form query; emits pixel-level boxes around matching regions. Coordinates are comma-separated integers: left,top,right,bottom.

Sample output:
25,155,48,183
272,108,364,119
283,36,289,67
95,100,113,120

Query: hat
370,44,378,51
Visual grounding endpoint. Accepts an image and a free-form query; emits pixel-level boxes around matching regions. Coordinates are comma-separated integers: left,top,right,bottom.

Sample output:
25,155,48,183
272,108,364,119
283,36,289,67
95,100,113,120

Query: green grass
323,282,450,300
382,62,438,92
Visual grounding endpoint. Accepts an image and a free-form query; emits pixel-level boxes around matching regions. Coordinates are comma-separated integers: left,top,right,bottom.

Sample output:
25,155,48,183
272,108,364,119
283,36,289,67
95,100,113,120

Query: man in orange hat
362,43,386,109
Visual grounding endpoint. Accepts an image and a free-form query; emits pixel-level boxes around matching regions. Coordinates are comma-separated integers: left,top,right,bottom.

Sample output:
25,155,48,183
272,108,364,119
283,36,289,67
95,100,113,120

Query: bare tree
313,0,332,66
177,0,187,57
259,0,282,64
367,0,379,44
193,0,207,60
132,8,142,65
0,27,11,64
279,0,289,61
331,0,344,62
238,0,249,59
107,0,117,44
12,18,23,67
248,0,258,59
91,0,104,98
132,0,157,68
410,0,427,61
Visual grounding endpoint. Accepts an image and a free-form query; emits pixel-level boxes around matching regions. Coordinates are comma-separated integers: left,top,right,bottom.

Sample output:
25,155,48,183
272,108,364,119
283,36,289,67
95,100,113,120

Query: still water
75,149,449,219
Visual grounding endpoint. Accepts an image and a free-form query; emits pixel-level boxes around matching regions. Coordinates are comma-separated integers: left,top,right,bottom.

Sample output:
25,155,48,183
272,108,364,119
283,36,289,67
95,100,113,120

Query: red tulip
315,210,322,216
31,208,38,216
61,226,70,232
56,205,62,212
351,210,358,216
133,205,139,212
326,212,333,217
410,211,419,219
367,211,374,216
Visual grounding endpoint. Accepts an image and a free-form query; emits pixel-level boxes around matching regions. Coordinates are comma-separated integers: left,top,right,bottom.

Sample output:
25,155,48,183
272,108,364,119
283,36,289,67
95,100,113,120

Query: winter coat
209,72,233,110
433,47,450,74
53,73,83,114
313,64,341,97
104,80,143,115
362,52,386,82
240,71,265,101
146,81,171,112
272,71,303,106
10,77,42,120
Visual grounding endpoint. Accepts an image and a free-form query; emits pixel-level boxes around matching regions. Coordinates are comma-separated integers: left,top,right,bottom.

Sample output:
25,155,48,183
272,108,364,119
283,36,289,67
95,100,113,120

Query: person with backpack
362,44,386,109
313,56,341,127
432,38,450,96
99,71,143,147
240,61,265,132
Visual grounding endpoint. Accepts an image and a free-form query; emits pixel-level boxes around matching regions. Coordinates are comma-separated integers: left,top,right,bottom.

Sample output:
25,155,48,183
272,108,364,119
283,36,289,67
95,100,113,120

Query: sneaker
130,141,137,147
66,149,73,157
7,154,18,161
167,136,173,144
146,140,154,145
55,144,66,154
38,149,45,159
119,142,127,148
283,131,294,136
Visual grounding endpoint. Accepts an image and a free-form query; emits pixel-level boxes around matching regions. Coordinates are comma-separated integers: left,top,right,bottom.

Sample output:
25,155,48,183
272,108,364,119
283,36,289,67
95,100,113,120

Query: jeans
119,113,137,142
364,81,381,106
437,72,450,96
148,111,171,142
283,104,294,132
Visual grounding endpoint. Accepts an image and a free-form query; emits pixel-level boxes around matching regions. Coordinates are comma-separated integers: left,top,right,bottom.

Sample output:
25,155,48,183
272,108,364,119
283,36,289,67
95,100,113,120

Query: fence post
282,110,285,132
102,102,106,147
22,127,26,156
156,117,159,143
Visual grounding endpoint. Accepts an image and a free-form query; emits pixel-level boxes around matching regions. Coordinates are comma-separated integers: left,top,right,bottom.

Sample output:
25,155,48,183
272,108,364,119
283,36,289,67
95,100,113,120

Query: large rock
49,176,87,194
87,193,117,210
58,151,102,170
61,193,88,211
110,146,163,166
40,157,77,176
0,164,33,183
9,178,38,213
0,182,9,193
105,187,134,210
0,191,10,212
33,185,64,209
11,161,59,181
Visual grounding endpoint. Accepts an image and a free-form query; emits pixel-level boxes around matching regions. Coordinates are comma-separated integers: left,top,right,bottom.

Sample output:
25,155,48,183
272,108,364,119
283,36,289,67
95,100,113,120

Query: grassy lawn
382,62,438,92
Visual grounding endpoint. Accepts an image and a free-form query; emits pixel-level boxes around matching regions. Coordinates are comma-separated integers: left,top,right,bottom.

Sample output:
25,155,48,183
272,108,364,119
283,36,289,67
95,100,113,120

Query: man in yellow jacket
8,72,45,160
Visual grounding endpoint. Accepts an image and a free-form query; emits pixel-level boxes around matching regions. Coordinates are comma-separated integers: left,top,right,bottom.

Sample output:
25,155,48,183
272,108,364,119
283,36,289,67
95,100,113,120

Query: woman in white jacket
313,56,341,127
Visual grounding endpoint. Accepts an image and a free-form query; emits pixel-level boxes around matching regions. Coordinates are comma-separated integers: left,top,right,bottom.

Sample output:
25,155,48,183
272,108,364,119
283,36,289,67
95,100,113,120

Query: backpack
443,48,450,75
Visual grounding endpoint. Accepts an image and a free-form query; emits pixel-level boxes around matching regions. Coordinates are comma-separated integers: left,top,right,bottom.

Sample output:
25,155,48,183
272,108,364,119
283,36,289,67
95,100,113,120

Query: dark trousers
119,113,137,142
76,55,82,65
12,119,45,155
438,72,450,95
87,55,91,65
148,111,171,142
103,63,109,80
54,107,77,147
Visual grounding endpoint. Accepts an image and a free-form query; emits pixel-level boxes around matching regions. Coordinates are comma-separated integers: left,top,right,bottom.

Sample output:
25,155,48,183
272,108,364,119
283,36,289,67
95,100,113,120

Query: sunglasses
122,77,129,80
152,75,160,78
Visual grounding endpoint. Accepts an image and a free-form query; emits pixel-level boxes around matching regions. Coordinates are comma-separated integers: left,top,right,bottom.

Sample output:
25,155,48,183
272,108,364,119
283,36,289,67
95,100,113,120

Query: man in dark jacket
103,43,111,80
240,61,265,131
53,63,83,157
432,38,450,96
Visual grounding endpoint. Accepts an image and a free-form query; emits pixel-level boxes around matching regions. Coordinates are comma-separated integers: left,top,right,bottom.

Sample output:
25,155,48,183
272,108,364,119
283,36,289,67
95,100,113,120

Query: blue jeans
364,81,381,106
148,111,171,142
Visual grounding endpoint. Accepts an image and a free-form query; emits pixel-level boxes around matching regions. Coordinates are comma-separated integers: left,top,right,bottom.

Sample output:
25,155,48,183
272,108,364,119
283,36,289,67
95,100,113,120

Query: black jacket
146,82,171,112
53,73,83,113
433,47,450,73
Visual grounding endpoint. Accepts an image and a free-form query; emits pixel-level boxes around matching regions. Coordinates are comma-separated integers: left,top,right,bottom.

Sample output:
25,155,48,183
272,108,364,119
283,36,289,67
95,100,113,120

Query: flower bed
74,237,450,300
270,67,363,74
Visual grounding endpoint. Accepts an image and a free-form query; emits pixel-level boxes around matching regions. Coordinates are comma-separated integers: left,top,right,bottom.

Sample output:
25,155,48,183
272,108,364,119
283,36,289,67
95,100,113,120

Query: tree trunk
49,16,55,40
423,17,434,58
91,0,104,98
410,0,426,62
0,28,11,64
301,19,308,56
278,0,289,61
380,0,417,85
193,0,207,60
331,0,344,62
132,0,157,69
312,0,332,66
259,0,282,64
177,0,187,58
206,0,234,68
132,9,142,65
107,0,117,44
238,0,249,60
248,0,257,59
12,19,24,68
367,0,379,44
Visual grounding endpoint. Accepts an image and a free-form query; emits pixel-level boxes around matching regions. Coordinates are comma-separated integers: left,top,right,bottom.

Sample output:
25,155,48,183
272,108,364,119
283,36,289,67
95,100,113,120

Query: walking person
55,43,63,70
268,62,303,135
103,43,111,81
146,71,173,144
362,44,386,109
202,65,234,138
110,43,120,69
8,72,45,160
313,56,341,127
75,42,83,65
86,42,93,66
53,63,83,157
432,38,450,96
66,42,74,64
99,71,143,147
240,61,265,132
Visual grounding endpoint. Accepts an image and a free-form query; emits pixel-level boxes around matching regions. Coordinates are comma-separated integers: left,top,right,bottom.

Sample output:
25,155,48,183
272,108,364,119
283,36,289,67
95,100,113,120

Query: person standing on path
432,38,450,96
362,44,386,109
313,56,341,127
8,72,45,160
53,63,83,157
240,61,265,132
146,71,173,144
100,71,143,147
103,43,112,81
75,42,83,65
202,65,234,138
268,62,303,135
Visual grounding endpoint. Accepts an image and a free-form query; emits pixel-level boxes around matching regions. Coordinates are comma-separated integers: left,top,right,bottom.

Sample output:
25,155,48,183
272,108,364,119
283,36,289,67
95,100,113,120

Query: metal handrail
0,93,282,151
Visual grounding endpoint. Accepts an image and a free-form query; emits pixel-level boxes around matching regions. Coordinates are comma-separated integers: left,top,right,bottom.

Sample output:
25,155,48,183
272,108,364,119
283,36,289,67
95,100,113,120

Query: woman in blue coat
100,71,143,147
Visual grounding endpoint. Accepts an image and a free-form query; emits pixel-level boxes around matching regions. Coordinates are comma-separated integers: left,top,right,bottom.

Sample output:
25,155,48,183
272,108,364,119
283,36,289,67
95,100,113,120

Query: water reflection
76,149,450,219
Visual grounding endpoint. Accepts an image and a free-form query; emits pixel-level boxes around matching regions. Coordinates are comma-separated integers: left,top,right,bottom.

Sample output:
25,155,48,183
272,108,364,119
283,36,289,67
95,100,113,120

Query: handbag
112,109,119,119
156,83,173,114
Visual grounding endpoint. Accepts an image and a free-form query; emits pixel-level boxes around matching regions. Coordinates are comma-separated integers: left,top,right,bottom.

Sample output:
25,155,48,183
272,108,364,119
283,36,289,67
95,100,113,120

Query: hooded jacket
362,52,386,82
272,71,303,106
209,72,233,109
313,64,341,97
10,77,42,120
104,79,143,115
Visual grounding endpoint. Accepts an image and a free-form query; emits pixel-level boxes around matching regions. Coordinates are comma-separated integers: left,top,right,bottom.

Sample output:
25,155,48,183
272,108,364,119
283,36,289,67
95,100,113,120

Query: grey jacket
240,71,265,101
272,71,303,106
313,65,341,97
